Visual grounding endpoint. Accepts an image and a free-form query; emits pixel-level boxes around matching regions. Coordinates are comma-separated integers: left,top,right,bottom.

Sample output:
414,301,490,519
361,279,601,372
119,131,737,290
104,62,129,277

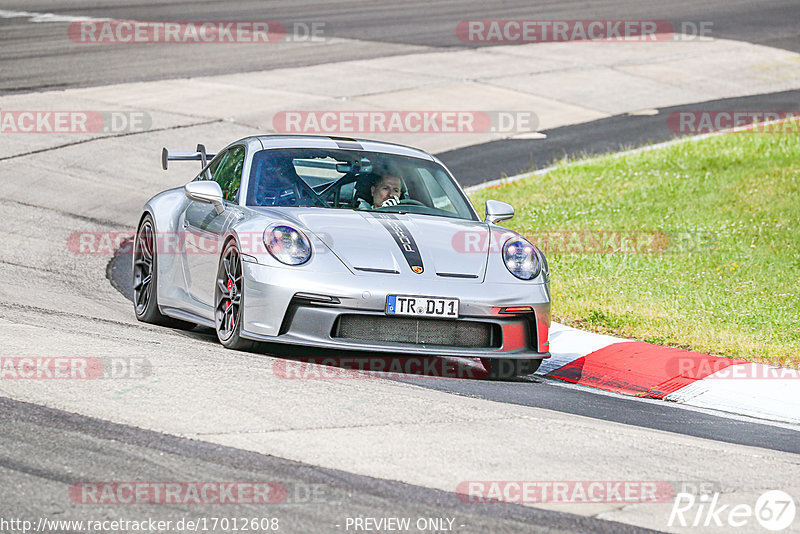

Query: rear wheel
480,358,542,380
133,215,194,329
215,239,257,351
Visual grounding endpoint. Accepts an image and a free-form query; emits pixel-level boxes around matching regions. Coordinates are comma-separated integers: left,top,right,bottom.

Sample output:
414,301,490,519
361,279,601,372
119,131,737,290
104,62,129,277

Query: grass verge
470,123,800,368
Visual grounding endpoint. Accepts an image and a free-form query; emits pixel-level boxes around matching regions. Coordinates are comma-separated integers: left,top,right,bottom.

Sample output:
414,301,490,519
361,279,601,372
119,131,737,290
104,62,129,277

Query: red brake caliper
226,279,234,327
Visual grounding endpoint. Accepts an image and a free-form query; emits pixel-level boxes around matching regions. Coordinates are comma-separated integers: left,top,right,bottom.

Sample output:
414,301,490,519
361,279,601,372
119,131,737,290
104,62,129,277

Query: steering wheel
399,199,425,206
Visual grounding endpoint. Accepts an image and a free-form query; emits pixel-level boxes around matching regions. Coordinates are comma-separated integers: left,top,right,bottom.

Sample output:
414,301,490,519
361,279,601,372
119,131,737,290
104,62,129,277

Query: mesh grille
335,315,499,348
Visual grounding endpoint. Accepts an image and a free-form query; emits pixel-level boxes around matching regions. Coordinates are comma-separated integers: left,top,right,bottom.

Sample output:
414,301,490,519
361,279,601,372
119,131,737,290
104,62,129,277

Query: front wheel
480,358,542,380
214,239,257,351
133,215,194,329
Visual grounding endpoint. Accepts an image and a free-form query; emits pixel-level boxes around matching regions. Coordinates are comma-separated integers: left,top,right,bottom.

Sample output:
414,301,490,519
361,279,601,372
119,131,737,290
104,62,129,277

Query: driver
358,173,403,209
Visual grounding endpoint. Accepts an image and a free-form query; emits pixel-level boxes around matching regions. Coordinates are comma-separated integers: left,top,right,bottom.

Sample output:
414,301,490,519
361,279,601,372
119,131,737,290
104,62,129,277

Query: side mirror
184,181,225,215
484,200,514,224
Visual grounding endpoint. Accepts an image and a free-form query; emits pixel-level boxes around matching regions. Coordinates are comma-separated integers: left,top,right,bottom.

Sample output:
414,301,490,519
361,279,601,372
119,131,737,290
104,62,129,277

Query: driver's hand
380,196,400,207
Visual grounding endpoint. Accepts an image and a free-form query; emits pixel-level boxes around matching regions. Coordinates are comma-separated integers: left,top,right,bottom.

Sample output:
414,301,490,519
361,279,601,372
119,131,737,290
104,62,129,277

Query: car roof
249,135,436,161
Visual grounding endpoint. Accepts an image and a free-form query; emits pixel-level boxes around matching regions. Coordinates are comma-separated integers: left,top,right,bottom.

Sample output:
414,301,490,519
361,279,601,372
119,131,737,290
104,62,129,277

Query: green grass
470,125,800,368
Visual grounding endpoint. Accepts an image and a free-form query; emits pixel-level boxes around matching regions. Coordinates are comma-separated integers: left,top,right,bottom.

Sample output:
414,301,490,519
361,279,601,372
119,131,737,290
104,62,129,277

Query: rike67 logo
669,490,796,531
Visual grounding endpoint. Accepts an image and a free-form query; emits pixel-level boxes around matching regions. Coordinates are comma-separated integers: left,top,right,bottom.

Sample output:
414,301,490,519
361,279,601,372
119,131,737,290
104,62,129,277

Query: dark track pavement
1,0,799,93
0,396,663,534
440,90,800,185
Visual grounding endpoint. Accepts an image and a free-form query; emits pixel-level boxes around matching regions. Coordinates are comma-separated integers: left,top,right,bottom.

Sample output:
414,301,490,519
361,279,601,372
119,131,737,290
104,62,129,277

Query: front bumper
240,262,551,359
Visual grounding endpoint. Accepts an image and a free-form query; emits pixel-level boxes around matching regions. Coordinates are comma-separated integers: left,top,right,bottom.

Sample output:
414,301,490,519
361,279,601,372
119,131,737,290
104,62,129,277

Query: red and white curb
466,124,800,426
539,323,800,425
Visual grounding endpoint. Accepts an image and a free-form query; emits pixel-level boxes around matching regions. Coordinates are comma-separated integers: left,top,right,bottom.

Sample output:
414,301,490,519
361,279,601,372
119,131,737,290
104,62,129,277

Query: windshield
245,148,478,221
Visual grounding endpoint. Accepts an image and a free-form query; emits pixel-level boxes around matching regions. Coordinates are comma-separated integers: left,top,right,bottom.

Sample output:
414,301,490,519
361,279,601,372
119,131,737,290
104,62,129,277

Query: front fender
140,187,191,311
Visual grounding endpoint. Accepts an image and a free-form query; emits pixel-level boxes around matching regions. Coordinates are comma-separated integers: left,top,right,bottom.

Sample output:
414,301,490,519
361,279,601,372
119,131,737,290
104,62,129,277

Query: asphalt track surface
4,1,800,532
2,0,800,93
3,0,799,181
106,250,800,457
2,396,662,534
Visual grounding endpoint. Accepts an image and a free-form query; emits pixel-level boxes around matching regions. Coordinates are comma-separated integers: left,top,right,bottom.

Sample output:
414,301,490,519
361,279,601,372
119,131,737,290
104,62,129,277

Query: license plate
386,295,459,318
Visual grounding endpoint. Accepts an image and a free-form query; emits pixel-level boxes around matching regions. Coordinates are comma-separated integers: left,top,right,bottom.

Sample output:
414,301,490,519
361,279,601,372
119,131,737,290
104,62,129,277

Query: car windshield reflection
246,148,477,221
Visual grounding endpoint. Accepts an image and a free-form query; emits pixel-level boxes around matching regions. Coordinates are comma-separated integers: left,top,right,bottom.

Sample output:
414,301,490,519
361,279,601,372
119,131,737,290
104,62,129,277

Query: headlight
503,237,541,280
263,225,312,265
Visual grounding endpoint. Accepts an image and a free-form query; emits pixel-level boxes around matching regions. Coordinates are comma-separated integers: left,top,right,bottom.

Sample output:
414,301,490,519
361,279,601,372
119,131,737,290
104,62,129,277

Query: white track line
0,9,110,23
540,377,800,432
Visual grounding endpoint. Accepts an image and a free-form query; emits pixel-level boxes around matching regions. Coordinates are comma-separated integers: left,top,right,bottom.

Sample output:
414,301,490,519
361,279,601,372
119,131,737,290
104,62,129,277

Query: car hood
263,208,491,281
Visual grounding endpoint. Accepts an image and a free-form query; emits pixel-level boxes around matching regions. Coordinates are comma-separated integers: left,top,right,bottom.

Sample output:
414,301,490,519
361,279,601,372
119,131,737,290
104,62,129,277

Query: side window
211,146,246,202
418,168,456,213
205,152,224,181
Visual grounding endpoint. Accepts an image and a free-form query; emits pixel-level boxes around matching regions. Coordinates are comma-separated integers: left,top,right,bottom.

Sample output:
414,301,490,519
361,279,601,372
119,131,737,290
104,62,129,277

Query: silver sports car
133,135,551,378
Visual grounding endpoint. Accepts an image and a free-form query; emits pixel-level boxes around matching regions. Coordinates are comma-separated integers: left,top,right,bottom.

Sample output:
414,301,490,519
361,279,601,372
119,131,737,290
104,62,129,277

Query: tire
133,215,195,329
480,358,542,380
214,239,257,351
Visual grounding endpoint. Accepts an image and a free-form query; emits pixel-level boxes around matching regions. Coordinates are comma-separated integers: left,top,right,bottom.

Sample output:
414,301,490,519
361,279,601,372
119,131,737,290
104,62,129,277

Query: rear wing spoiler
161,144,217,171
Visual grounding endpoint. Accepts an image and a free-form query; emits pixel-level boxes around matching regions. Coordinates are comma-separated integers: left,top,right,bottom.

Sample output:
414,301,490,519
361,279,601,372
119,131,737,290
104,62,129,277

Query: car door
182,145,245,307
